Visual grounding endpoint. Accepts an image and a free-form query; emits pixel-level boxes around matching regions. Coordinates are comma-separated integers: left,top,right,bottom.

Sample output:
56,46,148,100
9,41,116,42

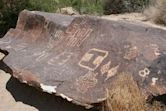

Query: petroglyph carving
48,52,73,66
143,44,161,61
100,61,111,75
151,44,161,56
76,71,98,93
139,68,150,78
151,77,158,86
124,46,139,60
105,65,119,80
35,51,49,62
81,53,93,62
67,28,92,47
2,10,166,107
79,48,108,71
65,20,93,47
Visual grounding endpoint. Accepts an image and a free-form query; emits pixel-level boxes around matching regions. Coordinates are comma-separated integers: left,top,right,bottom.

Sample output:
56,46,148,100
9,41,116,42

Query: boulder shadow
6,77,99,111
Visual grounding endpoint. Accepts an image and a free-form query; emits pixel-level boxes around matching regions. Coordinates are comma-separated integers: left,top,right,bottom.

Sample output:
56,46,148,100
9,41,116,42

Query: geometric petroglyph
79,48,108,71
66,20,93,47
100,61,111,75
48,51,73,66
101,61,119,81
139,67,150,78
35,51,49,62
76,71,98,93
67,28,93,47
105,65,119,81
124,46,139,60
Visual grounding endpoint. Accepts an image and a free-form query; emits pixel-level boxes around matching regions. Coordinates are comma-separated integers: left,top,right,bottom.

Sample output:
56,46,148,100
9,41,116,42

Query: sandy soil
0,70,37,111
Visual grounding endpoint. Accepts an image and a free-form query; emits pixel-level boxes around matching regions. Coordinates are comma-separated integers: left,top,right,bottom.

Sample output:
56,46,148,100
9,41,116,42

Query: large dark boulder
0,10,166,109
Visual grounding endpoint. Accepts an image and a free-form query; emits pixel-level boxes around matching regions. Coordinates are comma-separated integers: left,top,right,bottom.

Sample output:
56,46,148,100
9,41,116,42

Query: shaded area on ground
0,61,12,74
6,77,98,111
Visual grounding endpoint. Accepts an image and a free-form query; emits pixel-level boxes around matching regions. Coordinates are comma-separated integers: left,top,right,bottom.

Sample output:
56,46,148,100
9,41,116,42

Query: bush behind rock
0,0,152,37
103,0,150,14
144,0,166,26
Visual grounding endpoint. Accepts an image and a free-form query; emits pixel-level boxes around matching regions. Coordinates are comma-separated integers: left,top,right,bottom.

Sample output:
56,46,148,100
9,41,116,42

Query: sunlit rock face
0,10,166,108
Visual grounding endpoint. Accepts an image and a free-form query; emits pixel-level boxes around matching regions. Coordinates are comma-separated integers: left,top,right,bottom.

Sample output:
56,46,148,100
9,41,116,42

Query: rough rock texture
0,10,166,108
0,69,97,111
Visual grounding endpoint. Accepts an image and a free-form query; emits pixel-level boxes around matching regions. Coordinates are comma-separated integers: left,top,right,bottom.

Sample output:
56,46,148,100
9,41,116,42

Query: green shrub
0,0,103,37
28,0,59,12
144,0,166,26
58,0,103,15
0,0,30,37
0,0,151,37
29,0,104,15
103,0,150,14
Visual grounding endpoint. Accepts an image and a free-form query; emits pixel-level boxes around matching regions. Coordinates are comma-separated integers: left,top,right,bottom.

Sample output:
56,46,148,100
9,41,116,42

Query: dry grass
104,73,146,111
144,0,166,26
148,101,166,111
103,72,166,111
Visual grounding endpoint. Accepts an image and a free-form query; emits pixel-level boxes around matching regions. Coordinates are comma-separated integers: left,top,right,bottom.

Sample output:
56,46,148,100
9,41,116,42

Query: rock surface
0,10,166,108
0,69,96,111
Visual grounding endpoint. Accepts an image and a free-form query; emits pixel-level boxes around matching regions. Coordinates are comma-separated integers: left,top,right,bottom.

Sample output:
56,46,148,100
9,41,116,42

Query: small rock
57,7,79,15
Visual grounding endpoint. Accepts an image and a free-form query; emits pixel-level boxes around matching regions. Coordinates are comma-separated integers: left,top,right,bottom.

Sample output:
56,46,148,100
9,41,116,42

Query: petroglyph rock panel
1,10,166,108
